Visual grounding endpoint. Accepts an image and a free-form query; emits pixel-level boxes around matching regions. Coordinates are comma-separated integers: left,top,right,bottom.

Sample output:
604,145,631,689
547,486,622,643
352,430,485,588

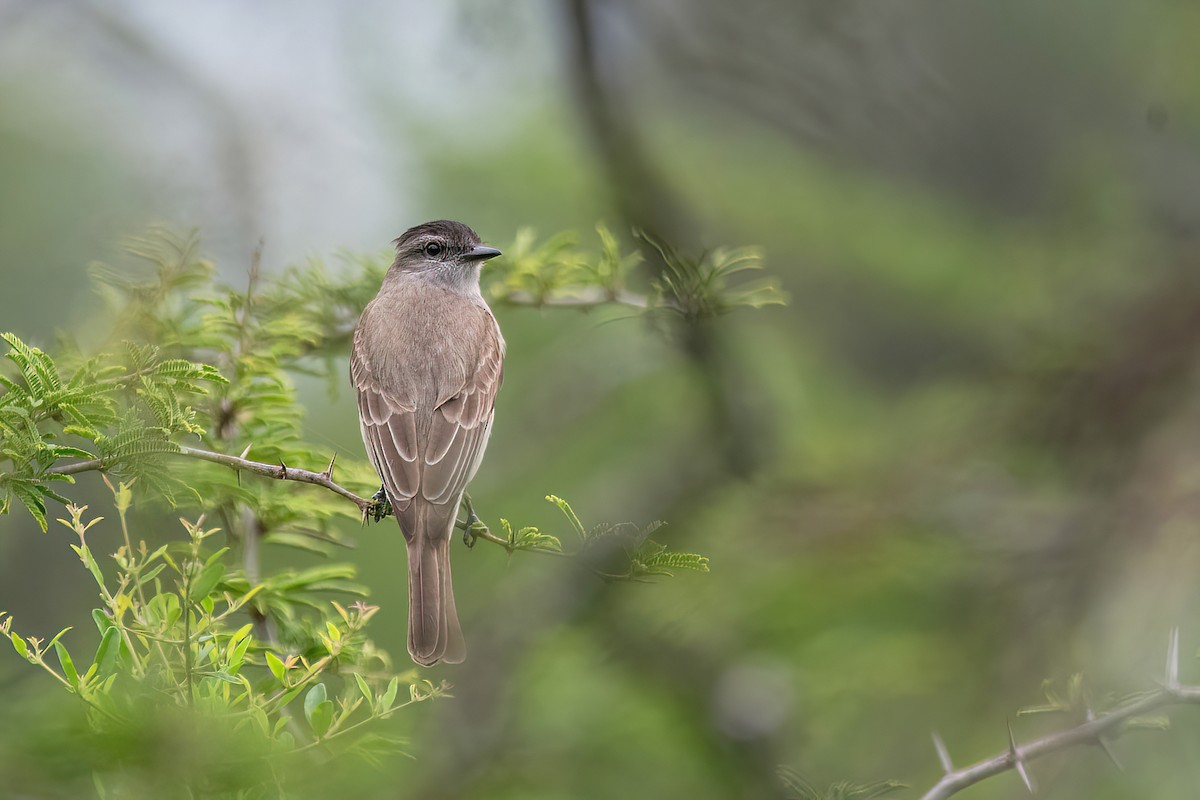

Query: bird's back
354,276,499,420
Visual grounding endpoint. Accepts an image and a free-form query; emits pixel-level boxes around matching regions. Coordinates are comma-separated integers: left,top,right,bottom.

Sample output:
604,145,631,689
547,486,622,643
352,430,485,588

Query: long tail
400,501,465,666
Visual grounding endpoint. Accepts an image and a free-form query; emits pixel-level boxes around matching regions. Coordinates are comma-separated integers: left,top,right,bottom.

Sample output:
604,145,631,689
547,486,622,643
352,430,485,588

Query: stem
288,696,423,755
30,655,123,723
919,685,1200,800
497,287,660,312
181,567,194,710
116,502,168,675
50,446,374,512
263,653,335,712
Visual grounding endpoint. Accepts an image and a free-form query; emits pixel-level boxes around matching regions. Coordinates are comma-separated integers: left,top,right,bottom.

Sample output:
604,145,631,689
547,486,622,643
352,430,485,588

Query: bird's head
389,220,502,291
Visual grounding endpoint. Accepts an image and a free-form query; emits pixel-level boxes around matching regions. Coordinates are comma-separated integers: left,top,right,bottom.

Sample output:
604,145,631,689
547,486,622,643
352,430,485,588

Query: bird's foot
456,493,488,548
365,485,393,524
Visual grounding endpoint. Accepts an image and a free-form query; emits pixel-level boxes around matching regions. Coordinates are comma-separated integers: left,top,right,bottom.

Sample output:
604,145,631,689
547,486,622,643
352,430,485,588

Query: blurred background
4,1,1200,797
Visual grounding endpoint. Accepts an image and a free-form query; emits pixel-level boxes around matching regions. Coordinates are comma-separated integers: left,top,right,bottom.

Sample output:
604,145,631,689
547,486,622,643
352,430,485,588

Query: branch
48,447,374,515
49,447,549,561
920,630,1200,800
497,287,656,312
47,447,682,576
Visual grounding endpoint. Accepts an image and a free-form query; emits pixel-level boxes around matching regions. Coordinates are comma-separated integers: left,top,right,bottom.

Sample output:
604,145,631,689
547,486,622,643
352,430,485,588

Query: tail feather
401,501,465,666
439,536,466,664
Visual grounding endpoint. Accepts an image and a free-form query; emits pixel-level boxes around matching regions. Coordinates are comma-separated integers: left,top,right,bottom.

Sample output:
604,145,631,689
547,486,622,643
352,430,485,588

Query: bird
350,220,504,666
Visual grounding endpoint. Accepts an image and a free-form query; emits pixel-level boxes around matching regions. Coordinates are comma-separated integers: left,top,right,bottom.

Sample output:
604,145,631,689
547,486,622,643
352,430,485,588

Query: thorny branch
50,446,375,514
319,288,663,348
48,445,670,577
47,446,541,559
918,629,1200,800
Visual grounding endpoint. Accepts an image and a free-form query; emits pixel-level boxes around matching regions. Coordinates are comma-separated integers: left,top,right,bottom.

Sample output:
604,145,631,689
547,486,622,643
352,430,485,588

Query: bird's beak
463,245,502,263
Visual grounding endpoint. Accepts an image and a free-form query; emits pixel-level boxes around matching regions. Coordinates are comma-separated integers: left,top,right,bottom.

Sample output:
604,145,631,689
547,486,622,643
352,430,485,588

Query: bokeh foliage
0,226,736,797
5,2,1200,799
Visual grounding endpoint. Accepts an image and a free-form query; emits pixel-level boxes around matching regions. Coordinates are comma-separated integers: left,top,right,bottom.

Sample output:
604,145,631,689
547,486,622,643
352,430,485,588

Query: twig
49,446,374,514
497,287,659,312
456,494,566,558
920,630,1200,800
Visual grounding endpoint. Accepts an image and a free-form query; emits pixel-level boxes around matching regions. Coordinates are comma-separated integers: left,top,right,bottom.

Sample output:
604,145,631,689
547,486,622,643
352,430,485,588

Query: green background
4,1,1200,797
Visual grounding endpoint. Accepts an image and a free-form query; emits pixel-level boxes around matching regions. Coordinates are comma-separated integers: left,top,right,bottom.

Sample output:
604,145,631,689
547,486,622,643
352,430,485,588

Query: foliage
0,484,441,797
778,768,904,800
485,223,786,317
544,494,710,580
636,230,787,321
0,329,225,530
1018,673,1171,733
478,494,709,581
0,225,745,796
0,225,725,586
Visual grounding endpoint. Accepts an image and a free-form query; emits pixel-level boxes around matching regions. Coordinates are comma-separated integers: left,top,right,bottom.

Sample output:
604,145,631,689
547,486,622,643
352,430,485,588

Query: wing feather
421,324,504,504
353,330,421,512
352,305,504,517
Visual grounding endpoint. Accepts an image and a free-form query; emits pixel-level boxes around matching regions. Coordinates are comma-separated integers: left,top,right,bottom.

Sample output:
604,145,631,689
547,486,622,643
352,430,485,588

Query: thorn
1007,719,1036,794
932,732,953,773
1166,627,1180,690
1097,736,1123,772
324,453,337,480
239,442,253,460
1084,707,1123,771
279,462,288,480
1014,758,1036,794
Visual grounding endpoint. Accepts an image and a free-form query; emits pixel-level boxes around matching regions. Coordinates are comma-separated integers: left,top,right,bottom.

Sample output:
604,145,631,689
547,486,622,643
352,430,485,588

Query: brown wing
422,321,504,504
351,326,421,514
351,312,504,514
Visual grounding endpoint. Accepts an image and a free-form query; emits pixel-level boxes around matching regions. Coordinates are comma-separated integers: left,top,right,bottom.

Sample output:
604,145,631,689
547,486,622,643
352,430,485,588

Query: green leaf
46,445,96,461
354,673,373,704
227,622,253,647
55,641,79,689
778,768,905,800
228,634,253,673
504,520,563,553
262,531,337,557
189,561,225,601
1123,715,1171,732
546,494,587,540
265,651,286,682
639,546,711,576
379,677,399,714
137,564,166,585
92,609,113,635
206,671,243,685
304,681,327,718
225,623,253,667
92,627,122,679
10,481,48,532
304,682,334,736
10,632,28,659
71,544,107,588
47,627,72,650
309,700,334,738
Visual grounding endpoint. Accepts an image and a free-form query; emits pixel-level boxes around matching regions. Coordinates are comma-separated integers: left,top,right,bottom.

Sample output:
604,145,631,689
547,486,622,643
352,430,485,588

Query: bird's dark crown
393,220,482,261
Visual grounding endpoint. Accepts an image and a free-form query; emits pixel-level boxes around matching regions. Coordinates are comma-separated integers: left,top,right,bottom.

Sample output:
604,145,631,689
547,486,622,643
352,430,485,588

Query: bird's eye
424,242,443,257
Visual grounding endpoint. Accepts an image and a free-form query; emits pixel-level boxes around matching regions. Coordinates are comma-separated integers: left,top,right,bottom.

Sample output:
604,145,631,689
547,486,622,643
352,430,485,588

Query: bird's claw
365,485,392,523
463,519,490,548
456,493,487,547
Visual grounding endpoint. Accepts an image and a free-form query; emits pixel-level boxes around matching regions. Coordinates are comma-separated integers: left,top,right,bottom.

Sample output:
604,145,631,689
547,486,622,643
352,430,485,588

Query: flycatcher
351,220,504,666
